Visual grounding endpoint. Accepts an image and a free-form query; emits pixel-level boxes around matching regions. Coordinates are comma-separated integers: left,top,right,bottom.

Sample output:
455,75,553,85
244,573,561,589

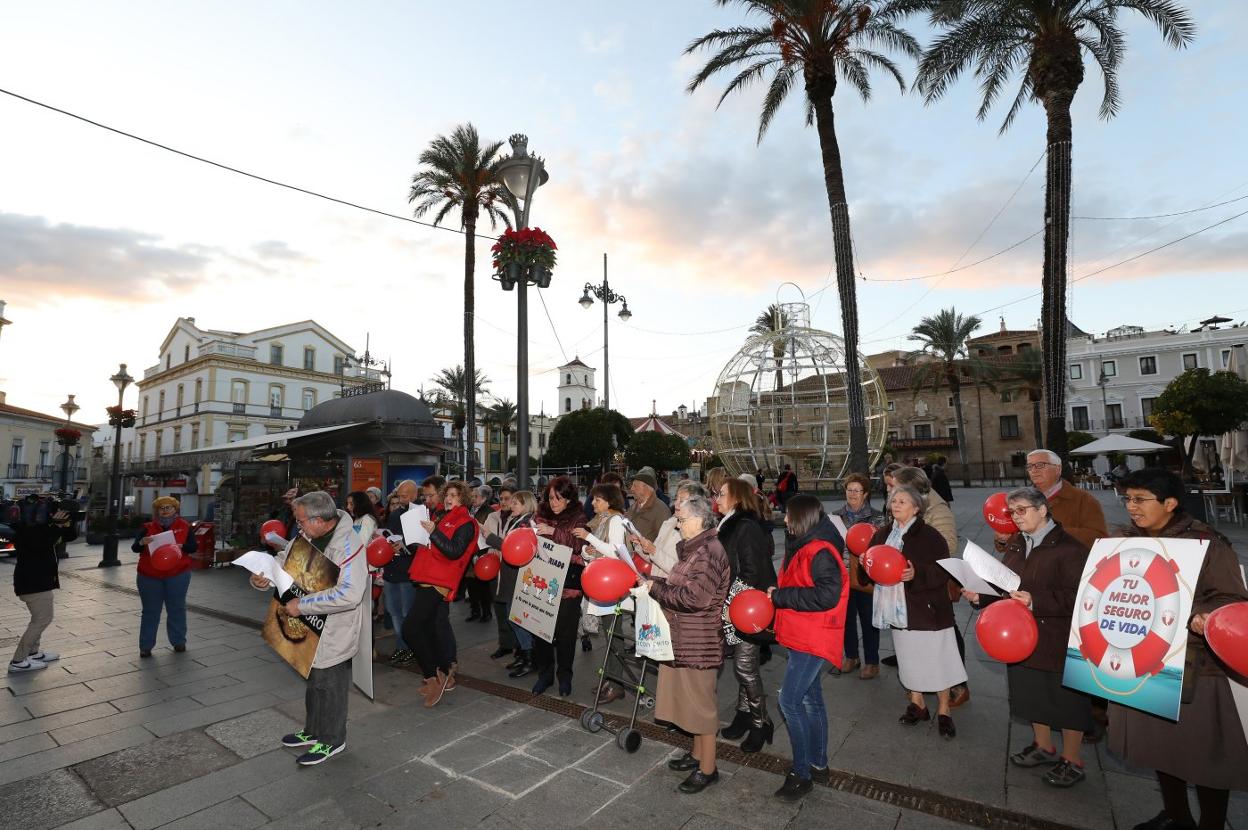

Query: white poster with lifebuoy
1062,536,1208,720
509,537,572,644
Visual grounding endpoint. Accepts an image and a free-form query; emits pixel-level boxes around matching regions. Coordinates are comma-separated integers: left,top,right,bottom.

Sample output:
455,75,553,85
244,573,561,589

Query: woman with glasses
960,487,1092,788
833,473,885,679
531,476,589,697
1110,469,1248,830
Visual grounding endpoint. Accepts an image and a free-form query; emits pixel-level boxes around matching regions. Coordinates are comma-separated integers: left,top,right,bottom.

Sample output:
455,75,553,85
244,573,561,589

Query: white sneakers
8,651,59,673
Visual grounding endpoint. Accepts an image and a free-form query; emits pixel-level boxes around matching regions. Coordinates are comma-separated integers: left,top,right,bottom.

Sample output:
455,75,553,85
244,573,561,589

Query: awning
1069,434,1173,456
164,422,365,465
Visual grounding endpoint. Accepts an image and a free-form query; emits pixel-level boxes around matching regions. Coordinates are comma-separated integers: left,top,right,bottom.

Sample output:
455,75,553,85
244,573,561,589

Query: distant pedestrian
930,456,954,503
7,494,76,673
133,496,197,658
346,492,377,541
775,464,799,509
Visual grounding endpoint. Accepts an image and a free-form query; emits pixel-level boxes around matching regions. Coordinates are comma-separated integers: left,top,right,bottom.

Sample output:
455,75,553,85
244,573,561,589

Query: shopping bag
871,582,908,630
632,586,674,661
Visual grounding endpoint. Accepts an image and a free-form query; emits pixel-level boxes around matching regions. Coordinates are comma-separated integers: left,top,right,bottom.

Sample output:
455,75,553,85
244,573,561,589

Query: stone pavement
0,486,1242,829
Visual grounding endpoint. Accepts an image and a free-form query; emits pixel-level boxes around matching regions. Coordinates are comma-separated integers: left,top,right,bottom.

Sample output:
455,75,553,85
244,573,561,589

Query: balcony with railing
6,464,29,478
35,465,57,479
197,340,258,360
1065,415,1157,434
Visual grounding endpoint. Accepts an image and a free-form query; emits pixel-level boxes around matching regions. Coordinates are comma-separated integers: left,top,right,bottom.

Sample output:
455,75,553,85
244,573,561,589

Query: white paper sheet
401,505,430,546
232,550,294,595
963,540,1021,593
938,557,1004,597
146,530,176,554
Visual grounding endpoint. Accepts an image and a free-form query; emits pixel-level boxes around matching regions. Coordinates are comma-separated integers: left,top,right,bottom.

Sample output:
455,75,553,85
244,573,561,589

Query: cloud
253,239,311,261
0,212,211,301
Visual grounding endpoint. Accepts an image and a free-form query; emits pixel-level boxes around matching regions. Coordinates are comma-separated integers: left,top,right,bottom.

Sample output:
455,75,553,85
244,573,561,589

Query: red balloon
260,519,287,540
729,589,775,634
474,553,501,581
862,545,906,586
150,543,182,574
983,493,1019,534
582,558,637,604
846,523,876,556
975,598,1039,663
632,553,653,576
1205,602,1248,678
502,529,538,567
366,537,394,569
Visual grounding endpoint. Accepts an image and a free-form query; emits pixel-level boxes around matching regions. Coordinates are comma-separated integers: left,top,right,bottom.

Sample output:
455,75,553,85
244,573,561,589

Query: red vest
137,518,193,579
774,539,849,668
407,505,478,600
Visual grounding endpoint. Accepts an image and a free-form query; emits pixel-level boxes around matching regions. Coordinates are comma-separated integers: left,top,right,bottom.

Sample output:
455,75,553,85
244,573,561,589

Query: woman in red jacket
767,495,849,802
131,496,197,657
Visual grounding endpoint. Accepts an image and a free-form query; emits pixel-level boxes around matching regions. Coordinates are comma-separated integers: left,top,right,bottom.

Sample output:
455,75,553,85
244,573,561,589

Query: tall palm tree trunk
811,92,868,474
948,372,972,488
1040,93,1075,464
464,217,477,480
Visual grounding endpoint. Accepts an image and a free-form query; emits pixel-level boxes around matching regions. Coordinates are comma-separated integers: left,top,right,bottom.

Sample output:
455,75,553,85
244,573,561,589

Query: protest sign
509,537,572,643
1062,536,1207,720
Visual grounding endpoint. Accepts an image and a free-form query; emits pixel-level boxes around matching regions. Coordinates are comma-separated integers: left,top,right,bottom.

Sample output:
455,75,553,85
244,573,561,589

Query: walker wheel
639,695,655,710
581,710,605,733
616,727,641,753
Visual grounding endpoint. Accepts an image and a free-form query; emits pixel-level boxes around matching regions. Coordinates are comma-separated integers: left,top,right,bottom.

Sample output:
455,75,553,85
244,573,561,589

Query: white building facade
130,317,375,516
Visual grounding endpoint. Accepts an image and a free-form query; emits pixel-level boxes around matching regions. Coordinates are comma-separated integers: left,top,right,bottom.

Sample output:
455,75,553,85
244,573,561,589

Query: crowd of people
7,447,1245,823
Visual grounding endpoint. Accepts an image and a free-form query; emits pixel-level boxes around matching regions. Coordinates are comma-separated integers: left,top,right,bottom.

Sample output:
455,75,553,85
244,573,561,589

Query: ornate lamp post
100,364,134,567
578,253,631,411
496,134,549,488
57,394,80,493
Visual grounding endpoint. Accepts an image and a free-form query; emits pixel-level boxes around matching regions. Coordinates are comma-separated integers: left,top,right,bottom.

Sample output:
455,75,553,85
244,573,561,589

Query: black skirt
1008,664,1095,732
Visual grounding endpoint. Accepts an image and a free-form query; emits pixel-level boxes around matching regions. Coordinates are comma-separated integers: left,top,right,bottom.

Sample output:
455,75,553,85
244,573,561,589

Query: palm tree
686,0,920,474
909,307,982,487
409,124,516,480
431,366,490,475
914,0,1195,460
977,348,1045,447
487,397,518,473
749,304,791,393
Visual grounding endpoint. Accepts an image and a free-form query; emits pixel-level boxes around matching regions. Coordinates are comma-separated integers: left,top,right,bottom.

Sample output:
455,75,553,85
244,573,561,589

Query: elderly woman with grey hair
961,486,1093,787
631,482,706,579
648,494,731,794
867,484,965,739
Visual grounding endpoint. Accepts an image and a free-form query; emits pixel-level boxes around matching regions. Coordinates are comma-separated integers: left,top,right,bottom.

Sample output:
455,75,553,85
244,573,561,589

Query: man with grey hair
1015,450,1107,550
250,491,366,766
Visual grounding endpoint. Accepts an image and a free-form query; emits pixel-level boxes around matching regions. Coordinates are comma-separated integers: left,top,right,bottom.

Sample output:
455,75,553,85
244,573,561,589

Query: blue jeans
136,570,191,651
508,597,534,650
778,649,829,780
843,590,879,664
383,580,416,651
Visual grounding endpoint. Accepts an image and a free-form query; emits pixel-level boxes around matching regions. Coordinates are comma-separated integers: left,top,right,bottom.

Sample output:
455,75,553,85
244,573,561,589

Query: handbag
632,586,674,661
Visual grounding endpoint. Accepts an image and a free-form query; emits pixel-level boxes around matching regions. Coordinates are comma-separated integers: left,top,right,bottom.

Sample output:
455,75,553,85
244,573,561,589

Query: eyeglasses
1007,506,1036,517
1024,463,1055,471
1120,496,1160,506
845,488,865,494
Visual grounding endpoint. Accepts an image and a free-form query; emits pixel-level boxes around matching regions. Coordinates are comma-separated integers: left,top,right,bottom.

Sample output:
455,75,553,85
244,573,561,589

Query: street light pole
58,394,79,493
100,364,133,568
1098,371,1110,435
578,253,631,411
496,134,549,489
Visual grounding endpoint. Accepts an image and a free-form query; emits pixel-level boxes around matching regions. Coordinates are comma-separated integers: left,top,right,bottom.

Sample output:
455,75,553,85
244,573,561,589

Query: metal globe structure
709,301,888,486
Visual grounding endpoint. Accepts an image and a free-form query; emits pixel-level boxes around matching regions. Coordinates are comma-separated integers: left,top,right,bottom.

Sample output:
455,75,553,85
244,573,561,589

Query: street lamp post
496,134,549,489
1097,371,1110,435
58,394,80,493
100,364,134,568
578,253,632,411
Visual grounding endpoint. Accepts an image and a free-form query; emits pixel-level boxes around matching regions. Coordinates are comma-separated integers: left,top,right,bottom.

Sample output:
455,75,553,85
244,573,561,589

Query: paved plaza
1,487,1245,829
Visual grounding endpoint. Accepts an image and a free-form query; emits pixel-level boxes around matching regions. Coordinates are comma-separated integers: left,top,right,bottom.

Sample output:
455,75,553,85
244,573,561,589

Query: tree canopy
625,432,692,473
1150,368,1248,466
543,409,634,471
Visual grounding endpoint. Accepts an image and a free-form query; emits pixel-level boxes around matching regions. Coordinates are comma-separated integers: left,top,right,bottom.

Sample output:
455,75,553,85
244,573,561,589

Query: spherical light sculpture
709,302,888,485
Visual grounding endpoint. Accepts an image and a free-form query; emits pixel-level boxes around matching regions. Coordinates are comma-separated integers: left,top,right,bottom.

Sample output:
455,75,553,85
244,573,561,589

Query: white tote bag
631,586,674,662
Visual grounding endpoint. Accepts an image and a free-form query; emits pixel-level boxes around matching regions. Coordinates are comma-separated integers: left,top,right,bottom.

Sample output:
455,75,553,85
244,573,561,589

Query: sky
2,1,1245,427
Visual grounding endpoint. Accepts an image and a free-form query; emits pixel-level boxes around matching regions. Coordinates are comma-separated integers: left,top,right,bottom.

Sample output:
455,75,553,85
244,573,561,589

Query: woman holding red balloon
1109,469,1248,830
833,473,885,680
531,475,589,697
961,487,1093,788
131,496,197,657
573,483,633,702
767,495,849,802
870,485,965,738
647,494,731,794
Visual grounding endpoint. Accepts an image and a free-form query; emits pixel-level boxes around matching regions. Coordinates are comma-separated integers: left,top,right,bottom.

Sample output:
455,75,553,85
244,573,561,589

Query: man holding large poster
250,491,366,767
1067,470,1248,829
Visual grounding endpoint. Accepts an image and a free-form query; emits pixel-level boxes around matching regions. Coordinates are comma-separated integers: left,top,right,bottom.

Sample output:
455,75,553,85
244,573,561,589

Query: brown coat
649,527,731,669
990,522,1089,673
1120,514,1248,682
1048,482,1107,549
869,519,954,631
628,495,671,543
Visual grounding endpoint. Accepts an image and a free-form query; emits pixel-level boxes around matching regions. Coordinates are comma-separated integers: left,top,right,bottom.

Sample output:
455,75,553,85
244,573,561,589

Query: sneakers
282,730,317,748
389,649,414,667
27,651,59,663
296,742,345,766
8,658,47,673
1010,743,1057,767
1043,758,1086,788
775,771,814,802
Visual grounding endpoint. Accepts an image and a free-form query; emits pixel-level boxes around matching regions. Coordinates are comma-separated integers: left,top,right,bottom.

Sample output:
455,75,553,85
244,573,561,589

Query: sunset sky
2,1,1245,426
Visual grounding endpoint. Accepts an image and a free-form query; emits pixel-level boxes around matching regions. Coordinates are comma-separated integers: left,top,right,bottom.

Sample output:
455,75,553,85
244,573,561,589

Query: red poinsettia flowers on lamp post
491,226,557,291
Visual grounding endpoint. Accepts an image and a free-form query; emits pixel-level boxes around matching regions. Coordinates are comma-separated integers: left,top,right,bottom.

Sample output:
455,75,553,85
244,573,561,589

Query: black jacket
774,515,843,612
382,504,412,583
11,505,77,596
930,465,954,503
719,511,776,591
